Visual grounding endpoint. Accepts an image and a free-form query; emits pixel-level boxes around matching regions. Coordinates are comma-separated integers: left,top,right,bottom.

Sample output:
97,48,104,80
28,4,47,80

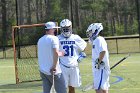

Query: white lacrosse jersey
92,36,110,70
37,35,61,75
58,34,87,67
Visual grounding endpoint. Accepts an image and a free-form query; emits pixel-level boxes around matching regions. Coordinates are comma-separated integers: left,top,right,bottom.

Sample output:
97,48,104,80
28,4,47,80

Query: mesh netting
14,26,44,83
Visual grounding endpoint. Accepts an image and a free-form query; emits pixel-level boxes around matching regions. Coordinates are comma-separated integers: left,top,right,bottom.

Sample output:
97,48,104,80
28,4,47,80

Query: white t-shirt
58,34,87,67
92,36,110,70
37,35,61,75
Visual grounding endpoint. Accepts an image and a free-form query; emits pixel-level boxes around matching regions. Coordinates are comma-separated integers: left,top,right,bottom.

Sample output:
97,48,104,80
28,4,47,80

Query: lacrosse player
37,22,67,93
86,23,111,93
58,19,87,93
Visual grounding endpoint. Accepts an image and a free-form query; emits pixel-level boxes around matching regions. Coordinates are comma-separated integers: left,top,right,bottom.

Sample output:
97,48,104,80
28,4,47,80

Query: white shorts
60,64,81,87
92,68,110,90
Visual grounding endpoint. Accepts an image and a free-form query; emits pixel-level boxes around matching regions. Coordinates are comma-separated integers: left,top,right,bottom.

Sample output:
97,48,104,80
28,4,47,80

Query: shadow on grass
0,81,42,89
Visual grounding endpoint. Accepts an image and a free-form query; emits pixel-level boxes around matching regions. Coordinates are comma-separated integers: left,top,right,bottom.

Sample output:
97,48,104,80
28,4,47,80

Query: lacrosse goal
12,23,58,83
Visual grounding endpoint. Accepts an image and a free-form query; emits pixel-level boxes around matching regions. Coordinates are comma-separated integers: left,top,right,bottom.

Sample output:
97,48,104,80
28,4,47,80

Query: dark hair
99,30,104,36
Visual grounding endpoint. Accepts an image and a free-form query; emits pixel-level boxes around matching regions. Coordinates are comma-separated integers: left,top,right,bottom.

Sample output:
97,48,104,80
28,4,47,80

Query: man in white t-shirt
58,19,87,93
86,23,111,93
37,22,67,93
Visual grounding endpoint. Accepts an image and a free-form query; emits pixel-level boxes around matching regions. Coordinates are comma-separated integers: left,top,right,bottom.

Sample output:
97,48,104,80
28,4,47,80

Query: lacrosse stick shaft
110,54,130,70
52,71,55,93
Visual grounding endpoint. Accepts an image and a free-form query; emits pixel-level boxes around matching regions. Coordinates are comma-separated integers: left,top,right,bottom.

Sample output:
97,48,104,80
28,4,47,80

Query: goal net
12,23,58,83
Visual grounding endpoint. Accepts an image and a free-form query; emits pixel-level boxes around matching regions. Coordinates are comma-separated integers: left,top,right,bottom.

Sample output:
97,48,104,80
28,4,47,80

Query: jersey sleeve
52,36,59,49
75,35,87,51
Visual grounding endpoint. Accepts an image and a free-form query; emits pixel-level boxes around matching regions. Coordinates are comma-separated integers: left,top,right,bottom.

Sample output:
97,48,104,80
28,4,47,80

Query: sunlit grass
0,53,140,93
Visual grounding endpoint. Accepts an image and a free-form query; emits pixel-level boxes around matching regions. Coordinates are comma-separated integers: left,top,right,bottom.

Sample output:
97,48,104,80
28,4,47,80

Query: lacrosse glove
95,58,105,69
77,52,86,63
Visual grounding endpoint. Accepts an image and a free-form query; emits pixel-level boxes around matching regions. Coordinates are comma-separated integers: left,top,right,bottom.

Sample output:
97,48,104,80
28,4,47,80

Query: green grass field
0,53,140,93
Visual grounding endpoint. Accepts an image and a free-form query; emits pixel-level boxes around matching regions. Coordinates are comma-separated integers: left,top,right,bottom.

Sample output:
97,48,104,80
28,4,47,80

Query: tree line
0,0,140,46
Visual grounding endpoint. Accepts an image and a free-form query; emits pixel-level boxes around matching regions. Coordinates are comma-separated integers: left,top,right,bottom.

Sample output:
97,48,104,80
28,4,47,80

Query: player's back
37,35,59,75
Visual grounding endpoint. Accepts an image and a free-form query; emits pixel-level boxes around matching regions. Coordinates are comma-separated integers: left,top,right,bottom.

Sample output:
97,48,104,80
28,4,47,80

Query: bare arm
50,48,64,73
50,48,59,73
99,51,105,63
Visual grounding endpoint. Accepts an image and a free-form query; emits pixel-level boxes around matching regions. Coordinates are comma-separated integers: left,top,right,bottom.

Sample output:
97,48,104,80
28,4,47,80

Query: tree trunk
68,0,71,20
70,0,74,27
113,17,116,34
18,0,24,25
124,15,128,35
75,0,80,27
111,18,114,36
39,0,43,21
44,0,48,19
135,0,140,37
27,0,31,24
1,0,7,58
35,0,39,22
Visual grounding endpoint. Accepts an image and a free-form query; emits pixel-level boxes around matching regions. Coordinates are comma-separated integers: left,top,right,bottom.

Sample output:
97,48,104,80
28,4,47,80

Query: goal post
12,23,59,84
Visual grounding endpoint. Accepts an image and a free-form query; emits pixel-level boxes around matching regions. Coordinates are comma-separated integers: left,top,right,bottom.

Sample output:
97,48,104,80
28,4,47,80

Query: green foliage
80,0,107,12
0,0,139,46
113,19,138,35
30,27,45,44
8,17,16,26
115,23,124,35
45,0,65,22
131,20,138,34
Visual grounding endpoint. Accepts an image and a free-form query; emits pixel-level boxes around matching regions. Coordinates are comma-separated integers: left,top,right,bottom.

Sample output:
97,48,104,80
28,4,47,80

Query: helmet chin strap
89,35,97,41
88,35,98,44
92,33,98,40
61,33,71,38
93,36,97,40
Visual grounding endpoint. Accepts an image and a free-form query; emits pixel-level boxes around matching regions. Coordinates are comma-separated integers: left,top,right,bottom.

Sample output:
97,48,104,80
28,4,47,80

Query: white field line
0,89,35,91
0,66,14,68
0,65,38,68
110,87,140,90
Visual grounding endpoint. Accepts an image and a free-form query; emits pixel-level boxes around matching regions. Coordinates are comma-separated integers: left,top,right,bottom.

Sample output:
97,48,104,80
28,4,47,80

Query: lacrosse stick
110,54,130,70
51,71,56,93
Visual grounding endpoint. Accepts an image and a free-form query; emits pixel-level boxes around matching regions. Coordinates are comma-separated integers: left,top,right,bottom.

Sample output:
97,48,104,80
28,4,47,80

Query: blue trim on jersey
98,69,103,90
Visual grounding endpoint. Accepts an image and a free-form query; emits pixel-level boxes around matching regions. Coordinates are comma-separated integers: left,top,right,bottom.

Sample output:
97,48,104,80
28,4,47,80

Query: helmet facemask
61,26,72,38
86,29,98,43
92,29,99,40
86,30,92,39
